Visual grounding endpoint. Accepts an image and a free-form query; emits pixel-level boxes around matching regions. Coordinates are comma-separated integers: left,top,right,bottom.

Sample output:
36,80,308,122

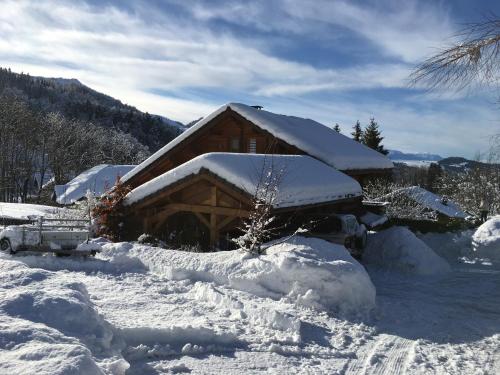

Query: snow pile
0,257,122,375
76,241,102,252
55,164,135,205
124,153,362,208
472,216,500,262
100,236,375,314
418,230,474,263
364,227,451,275
0,203,61,221
121,102,393,184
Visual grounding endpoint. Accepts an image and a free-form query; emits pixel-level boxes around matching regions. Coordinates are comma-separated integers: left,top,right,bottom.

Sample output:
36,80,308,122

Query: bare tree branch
410,15,500,92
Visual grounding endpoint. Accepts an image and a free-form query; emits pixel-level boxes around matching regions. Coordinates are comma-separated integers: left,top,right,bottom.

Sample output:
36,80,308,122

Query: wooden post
209,186,218,248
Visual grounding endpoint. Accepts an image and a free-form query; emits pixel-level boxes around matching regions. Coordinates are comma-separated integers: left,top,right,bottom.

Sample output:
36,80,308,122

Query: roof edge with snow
124,153,363,209
121,103,393,184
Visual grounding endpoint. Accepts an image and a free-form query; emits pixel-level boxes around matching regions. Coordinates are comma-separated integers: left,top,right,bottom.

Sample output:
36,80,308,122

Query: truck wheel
355,231,367,250
0,239,14,254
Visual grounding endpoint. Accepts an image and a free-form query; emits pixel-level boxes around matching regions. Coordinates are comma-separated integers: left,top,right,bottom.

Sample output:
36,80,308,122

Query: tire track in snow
345,334,414,375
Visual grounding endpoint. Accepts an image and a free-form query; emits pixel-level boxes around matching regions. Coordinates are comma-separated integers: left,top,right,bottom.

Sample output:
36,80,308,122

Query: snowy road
346,266,500,375
1,232,500,374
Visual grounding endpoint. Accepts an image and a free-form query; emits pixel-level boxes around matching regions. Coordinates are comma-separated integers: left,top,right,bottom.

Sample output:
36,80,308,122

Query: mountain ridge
0,67,184,153
388,149,443,162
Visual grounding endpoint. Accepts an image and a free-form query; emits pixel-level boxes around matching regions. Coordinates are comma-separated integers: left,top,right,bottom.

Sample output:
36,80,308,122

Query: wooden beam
166,203,250,218
147,207,179,232
202,173,253,206
210,213,217,248
194,212,210,228
211,186,217,206
217,216,236,231
132,174,204,209
209,186,218,247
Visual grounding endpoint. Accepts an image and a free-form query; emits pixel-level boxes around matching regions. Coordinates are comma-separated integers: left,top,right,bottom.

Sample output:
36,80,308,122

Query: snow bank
0,257,121,374
418,230,475,263
0,316,104,375
76,241,102,252
100,236,375,314
472,216,500,262
364,227,451,275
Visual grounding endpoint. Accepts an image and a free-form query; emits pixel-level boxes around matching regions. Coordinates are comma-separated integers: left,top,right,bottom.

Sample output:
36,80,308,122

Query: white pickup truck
0,218,100,256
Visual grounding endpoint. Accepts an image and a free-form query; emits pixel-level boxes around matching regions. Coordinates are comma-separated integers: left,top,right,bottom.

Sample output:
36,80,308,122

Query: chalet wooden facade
121,153,365,248
118,104,393,249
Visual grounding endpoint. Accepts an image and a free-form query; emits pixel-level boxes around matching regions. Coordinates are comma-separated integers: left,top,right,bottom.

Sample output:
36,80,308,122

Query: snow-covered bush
438,165,500,217
472,216,500,262
364,227,451,275
363,179,435,221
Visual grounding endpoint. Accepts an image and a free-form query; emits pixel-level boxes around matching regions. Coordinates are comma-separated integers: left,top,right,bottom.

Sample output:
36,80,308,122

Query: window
248,138,257,153
230,138,240,152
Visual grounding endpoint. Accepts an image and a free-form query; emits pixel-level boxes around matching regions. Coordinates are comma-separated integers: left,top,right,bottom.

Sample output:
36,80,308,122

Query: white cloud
0,0,495,157
0,0,413,101
183,0,456,63
284,0,455,63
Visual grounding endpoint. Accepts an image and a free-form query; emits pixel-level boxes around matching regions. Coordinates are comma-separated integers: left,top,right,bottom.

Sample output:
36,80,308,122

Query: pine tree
426,163,442,192
352,120,362,142
333,123,341,133
362,117,388,155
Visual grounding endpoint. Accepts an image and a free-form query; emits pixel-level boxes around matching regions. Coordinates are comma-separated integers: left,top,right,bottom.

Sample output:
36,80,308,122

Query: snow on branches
233,158,284,254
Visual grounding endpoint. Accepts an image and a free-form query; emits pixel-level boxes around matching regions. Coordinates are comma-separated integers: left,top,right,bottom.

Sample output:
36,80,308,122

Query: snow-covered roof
394,186,467,219
124,153,362,209
121,103,393,184
55,164,135,205
0,203,61,221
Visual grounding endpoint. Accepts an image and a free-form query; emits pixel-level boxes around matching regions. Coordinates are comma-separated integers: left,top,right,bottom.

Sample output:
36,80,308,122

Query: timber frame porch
124,169,254,247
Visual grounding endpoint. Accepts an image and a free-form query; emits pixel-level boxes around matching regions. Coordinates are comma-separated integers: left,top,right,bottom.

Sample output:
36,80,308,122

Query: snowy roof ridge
55,164,136,205
121,103,393,184
392,186,467,219
124,153,362,208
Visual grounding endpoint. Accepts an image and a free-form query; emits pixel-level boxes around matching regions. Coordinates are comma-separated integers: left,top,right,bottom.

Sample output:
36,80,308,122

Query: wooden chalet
121,153,364,249
117,103,393,249
121,103,393,190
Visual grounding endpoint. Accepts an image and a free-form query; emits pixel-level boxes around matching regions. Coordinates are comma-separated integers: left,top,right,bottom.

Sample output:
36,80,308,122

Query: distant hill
437,157,500,173
0,68,184,152
388,149,443,162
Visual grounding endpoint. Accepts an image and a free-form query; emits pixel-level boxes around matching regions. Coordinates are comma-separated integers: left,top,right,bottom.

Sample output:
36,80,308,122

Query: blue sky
1,0,500,157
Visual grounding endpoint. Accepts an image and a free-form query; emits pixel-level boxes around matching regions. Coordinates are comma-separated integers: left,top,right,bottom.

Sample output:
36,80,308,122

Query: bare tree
232,155,311,254
363,179,434,221
233,156,285,254
410,15,500,93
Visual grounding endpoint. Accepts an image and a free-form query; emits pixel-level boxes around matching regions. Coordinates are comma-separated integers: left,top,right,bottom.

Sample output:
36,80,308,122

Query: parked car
306,214,367,258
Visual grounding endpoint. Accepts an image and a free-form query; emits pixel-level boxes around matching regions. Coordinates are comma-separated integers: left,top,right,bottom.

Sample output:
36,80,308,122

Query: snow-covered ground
0,227,499,374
